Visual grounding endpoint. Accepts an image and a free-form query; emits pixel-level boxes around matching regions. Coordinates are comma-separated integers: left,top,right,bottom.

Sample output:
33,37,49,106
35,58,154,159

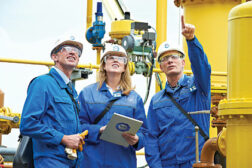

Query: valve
121,21,156,75
86,2,105,47
0,107,20,134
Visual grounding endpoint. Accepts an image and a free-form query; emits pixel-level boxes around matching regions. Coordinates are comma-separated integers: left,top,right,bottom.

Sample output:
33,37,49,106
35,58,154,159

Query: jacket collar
100,82,108,92
49,68,68,89
53,66,70,84
165,74,189,93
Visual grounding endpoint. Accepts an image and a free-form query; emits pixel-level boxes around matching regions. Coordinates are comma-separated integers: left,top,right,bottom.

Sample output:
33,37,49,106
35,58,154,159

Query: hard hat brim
158,50,185,63
51,40,83,56
101,51,127,61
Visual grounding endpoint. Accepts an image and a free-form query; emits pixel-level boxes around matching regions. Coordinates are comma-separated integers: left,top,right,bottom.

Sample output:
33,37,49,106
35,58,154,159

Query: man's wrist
186,35,195,41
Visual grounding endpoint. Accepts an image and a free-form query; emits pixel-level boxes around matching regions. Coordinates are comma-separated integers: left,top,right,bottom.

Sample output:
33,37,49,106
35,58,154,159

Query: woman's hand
122,133,139,146
99,126,106,133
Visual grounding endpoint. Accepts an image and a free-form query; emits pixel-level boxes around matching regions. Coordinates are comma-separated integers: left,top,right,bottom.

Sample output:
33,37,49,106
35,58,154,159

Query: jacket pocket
153,100,175,127
181,128,195,154
54,96,72,104
53,96,77,133
158,137,175,160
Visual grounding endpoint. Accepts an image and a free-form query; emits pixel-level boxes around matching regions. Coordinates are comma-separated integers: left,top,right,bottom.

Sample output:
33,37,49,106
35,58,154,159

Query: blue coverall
78,82,148,168
145,37,211,168
20,68,82,168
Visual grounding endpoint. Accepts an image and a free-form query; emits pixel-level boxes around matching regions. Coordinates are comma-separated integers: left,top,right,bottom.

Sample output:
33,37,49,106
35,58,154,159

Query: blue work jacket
78,82,148,168
20,68,82,167
145,37,211,168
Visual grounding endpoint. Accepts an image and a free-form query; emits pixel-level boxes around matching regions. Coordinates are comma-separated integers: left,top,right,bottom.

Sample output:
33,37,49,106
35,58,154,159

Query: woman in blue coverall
78,44,148,168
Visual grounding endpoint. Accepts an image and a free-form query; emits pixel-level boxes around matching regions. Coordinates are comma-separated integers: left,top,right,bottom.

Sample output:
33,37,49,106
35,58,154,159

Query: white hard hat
157,41,185,62
51,35,83,57
101,43,127,61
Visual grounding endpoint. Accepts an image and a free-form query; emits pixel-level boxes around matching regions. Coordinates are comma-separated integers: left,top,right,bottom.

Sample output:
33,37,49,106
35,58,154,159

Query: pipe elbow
200,137,219,164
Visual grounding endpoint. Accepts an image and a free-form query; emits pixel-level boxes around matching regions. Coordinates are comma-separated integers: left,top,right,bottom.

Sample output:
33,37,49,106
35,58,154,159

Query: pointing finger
181,15,185,29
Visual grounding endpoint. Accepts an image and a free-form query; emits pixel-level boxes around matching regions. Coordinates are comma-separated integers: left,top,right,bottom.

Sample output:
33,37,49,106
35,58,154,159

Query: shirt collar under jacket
53,66,70,84
106,84,121,97
165,74,186,93
100,82,122,97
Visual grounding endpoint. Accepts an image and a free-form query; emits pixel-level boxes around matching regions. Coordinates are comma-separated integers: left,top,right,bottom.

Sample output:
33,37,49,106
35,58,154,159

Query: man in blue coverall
20,35,85,168
145,16,211,168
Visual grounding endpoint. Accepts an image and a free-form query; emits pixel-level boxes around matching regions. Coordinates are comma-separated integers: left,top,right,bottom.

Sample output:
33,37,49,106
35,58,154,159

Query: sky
0,0,181,157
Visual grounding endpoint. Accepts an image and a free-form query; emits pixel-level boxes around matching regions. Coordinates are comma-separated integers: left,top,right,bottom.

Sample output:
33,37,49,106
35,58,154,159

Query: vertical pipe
96,48,101,81
218,2,252,167
86,0,93,30
155,0,167,92
0,89,4,145
0,89,4,107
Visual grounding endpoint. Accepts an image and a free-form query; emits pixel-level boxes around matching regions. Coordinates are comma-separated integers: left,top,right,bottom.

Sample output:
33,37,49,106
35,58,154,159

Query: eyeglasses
159,54,182,63
104,55,128,64
56,45,82,57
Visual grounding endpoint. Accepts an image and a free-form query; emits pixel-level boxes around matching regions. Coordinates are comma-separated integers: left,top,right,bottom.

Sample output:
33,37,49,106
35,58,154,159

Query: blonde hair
98,58,133,95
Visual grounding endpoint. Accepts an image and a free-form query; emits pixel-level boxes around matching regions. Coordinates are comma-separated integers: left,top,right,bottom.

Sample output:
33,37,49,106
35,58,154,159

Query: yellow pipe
96,50,101,65
0,90,4,108
0,58,99,69
0,58,227,78
86,0,93,30
219,2,252,167
96,47,101,81
0,89,3,145
136,152,145,155
156,0,167,91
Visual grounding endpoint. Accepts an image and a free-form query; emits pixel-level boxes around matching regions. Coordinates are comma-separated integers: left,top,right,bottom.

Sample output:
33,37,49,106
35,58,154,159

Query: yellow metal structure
86,0,93,30
180,0,240,93
219,1,252,167
109,19,134,41
0,89,4,145
0,58,100,69
217,127,226,157
0,90,3,108
156,0,167,91
0,107,20,134
93,47,102,81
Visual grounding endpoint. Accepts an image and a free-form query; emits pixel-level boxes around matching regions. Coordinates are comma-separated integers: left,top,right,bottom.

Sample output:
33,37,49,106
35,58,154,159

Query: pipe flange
219,98,252,116
193,162,222,168
211,119,226,128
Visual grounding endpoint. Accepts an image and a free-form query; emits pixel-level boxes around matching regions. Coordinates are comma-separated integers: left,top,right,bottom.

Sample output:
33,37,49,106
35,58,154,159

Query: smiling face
51,45,80,71
103,55,127,75
159,50,185,78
